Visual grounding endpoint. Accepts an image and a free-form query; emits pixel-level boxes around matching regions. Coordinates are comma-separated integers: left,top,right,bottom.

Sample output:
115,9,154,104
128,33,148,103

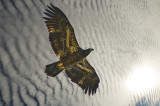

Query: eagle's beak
91,48,94,51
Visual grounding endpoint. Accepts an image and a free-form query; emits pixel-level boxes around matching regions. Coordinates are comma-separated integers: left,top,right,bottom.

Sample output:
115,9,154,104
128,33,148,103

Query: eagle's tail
45,61,64,77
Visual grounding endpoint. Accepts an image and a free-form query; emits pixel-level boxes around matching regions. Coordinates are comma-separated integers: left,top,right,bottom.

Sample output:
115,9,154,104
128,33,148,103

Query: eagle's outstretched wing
65,59,100,95
43,4,80,59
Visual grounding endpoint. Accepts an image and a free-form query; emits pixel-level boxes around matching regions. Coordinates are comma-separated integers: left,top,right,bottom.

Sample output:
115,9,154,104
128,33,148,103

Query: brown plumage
43,4,100,95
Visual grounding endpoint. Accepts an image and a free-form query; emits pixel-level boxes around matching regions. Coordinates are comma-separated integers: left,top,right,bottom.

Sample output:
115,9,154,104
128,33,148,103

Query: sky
1,0,160,106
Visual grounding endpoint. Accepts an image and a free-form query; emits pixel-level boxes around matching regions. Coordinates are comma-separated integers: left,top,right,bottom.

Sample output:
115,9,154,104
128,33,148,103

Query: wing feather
43,4,80,58
65,59,100,95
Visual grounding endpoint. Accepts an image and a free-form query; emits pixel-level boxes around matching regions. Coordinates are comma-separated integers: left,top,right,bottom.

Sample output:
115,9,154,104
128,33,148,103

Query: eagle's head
83,48,94,56
88,48,94,52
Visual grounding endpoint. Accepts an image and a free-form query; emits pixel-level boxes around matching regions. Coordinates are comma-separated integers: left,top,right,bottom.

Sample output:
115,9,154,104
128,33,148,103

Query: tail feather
45,61,64,77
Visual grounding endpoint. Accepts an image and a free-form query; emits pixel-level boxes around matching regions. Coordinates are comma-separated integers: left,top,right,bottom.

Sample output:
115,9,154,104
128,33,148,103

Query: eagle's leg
57,62,64,69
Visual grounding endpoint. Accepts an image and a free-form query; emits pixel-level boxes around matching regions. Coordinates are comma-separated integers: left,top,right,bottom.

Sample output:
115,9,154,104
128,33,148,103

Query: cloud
0,0,160,106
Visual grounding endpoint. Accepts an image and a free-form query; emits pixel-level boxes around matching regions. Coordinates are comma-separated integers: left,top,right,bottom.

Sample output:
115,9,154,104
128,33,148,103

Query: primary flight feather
43,4,100,95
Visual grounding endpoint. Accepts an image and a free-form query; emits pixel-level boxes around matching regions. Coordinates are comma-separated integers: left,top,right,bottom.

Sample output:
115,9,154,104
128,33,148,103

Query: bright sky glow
126,64,159,95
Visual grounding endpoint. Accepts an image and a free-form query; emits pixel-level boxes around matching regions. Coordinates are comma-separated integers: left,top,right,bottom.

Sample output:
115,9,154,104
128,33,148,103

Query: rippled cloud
0,0,160,106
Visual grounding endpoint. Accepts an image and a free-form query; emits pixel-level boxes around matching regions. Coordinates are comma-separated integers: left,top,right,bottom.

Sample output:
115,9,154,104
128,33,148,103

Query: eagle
43,4,100,95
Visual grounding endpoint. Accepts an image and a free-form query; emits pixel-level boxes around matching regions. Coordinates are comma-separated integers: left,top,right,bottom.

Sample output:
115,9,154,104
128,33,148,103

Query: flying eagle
43,4,100,95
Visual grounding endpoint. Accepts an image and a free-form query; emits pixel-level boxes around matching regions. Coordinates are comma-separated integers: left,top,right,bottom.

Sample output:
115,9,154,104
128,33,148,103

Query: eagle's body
43,4,100,95
60,48,93,67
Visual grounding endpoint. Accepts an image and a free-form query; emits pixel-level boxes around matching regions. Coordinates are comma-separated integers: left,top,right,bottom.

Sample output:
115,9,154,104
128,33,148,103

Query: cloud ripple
1,0,160,106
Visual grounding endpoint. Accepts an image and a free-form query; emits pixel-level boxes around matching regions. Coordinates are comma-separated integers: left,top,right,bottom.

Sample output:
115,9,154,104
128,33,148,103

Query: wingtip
45,9,49,12
43,12,48,15
44,12,52,17
47,5,53,10
46,5,57,15
47,3,54,8
84,84,99,96
50,3,55,8
43,17,50,20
